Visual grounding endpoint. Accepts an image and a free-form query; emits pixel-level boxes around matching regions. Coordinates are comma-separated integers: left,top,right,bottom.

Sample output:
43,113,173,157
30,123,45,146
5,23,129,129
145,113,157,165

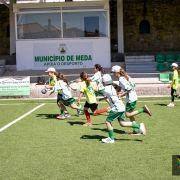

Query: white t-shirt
102,85,125,112
54,80,72,100
118,76,137,103
90,71,104,91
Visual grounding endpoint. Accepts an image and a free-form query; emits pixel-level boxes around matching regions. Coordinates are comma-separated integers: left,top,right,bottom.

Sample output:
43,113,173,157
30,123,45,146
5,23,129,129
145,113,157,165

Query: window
84,16,99,37
63,11,108,38
16,10,108,39
139,20,150,34
17,13,62,39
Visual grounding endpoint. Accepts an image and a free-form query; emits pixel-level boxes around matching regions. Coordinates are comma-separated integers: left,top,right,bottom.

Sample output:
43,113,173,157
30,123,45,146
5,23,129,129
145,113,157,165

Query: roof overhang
13,0,109,13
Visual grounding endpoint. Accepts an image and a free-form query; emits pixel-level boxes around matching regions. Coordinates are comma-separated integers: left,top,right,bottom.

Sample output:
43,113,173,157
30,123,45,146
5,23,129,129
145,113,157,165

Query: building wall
0,5,9,55
123,0,180,53
1,1,180,56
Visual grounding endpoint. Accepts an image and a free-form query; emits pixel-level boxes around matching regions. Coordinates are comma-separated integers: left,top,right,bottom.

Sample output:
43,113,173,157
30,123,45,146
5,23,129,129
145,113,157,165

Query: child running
111,65,152,126
167,63,179,107
77,72,108,127
90,64,104,96
45,67,70,119
101,74,146,144
45,67,57,89
54,72,83,118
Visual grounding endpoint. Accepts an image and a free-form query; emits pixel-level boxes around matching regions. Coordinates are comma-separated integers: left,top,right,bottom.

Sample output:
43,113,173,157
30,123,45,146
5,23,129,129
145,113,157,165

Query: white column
117,0,124,53
10,0,16,55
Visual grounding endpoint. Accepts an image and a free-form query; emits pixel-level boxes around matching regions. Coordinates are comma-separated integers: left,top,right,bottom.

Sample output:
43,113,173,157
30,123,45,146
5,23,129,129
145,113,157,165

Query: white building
10,0,123,70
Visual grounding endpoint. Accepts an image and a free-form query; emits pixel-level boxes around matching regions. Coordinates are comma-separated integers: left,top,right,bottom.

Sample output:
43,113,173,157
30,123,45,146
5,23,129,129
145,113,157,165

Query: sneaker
139,123,146,135
143,105,152,116
56,114,66,120
83,123,92,127
102,137,115,144
64,114,71,118
77,104,84,116
167,103,175,107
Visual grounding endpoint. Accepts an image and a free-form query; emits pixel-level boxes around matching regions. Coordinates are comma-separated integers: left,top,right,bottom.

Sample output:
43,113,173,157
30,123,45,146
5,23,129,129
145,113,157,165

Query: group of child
44,62,179,144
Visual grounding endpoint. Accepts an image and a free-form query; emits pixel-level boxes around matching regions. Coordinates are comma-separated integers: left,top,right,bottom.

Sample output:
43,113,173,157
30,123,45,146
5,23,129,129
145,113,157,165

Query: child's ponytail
94,64,104,73
56,72,68,84
119,69,129,81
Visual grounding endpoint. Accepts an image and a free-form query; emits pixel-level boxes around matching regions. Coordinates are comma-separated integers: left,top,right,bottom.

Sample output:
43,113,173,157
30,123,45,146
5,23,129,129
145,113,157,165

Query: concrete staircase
125,55,157,73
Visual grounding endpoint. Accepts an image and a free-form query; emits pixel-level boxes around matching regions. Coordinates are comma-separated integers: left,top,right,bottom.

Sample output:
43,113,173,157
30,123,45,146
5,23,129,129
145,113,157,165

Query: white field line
0,103,45,133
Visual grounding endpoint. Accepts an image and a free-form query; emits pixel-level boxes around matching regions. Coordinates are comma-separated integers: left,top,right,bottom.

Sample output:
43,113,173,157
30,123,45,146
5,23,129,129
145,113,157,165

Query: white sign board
16,39,111,70
0,77,30,96
34,41,93,69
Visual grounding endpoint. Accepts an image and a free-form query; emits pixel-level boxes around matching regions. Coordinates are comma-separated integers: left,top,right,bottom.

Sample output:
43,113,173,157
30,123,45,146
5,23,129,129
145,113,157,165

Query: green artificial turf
0,99,179,180
0,101,39,127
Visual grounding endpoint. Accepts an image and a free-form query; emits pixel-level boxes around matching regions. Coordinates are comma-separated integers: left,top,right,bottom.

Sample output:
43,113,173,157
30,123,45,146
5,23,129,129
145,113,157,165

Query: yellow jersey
49,75,57,86
171,70,179,90
80,81,97,104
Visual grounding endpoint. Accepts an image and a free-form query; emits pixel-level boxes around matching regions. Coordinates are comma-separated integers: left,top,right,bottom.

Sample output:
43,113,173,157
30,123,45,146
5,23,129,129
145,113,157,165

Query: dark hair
56,72,68,84
112,83,121,92
94,64,104,73
80,72,90,86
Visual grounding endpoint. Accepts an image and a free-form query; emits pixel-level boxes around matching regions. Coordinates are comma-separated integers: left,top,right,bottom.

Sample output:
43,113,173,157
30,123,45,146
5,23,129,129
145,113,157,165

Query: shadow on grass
92,123,105,126
88,112,108,116
116,138,143,142
81,135,143,142
92,127,126,134
154,103,167,106
67,121,105,126
81,135,107,140
36,113,57,119
67,121,84,126
36,114,79,120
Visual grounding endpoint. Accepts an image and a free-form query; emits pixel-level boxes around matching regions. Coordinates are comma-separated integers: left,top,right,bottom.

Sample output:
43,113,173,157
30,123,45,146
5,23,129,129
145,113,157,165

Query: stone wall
0,5,9,55
123,0,180,53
